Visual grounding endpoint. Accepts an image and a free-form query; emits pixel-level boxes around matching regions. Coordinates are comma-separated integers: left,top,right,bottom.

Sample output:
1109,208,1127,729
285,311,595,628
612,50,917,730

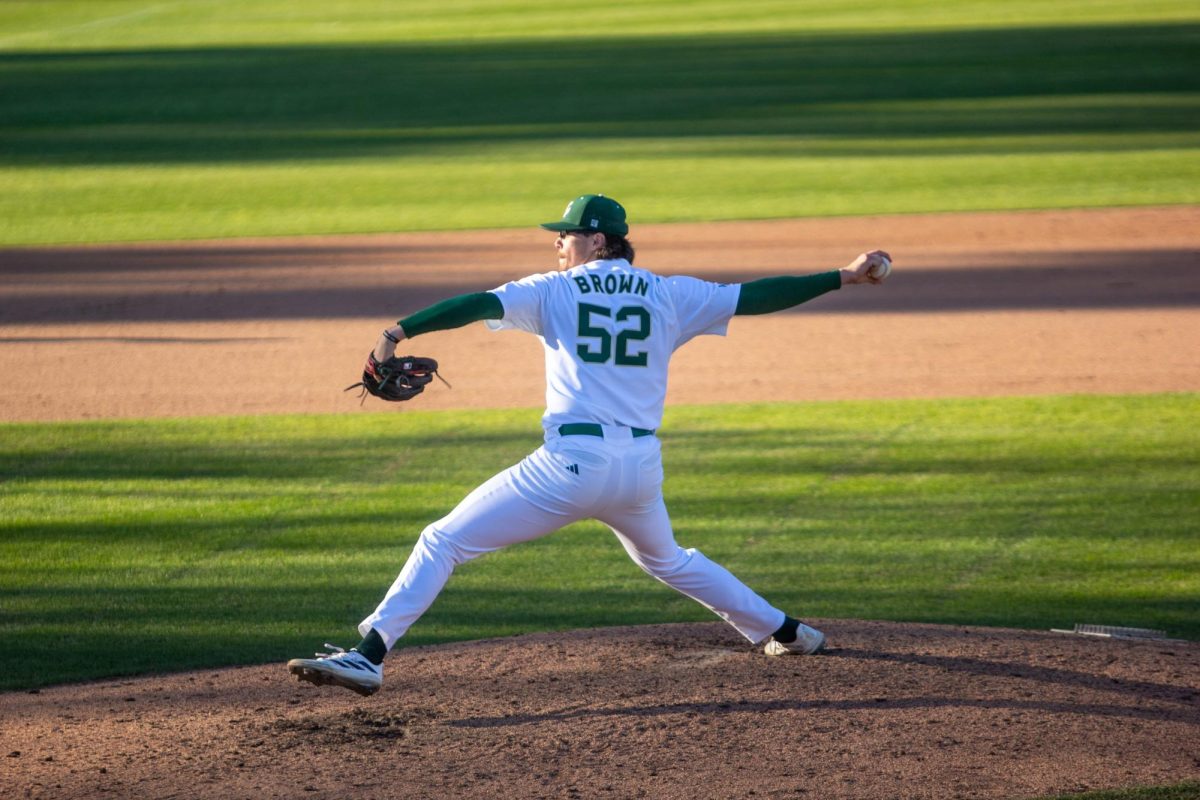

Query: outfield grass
1,394,1196,691
3,1,1199,49
0,1,1197,244
1037,782,1200,800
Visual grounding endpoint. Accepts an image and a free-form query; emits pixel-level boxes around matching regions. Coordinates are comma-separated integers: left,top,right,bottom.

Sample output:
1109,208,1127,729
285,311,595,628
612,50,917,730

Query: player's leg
597,442,823,653
290,445,592,694
359,449,586,648
600,496,787,644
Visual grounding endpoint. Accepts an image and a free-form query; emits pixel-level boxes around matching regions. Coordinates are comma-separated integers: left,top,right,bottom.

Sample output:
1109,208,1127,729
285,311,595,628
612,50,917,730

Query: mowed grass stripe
0,8,1197,243
1,394,1196,690
1036,782,1200,800
2,0,1198,50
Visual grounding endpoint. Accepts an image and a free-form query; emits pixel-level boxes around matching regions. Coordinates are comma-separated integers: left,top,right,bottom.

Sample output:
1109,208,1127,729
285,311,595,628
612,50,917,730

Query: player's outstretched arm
734,250,892,316
374,291,504,361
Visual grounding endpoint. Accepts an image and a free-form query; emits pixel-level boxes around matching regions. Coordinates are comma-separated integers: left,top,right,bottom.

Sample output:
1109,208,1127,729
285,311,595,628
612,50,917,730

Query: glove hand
373,325,406,362
346,353,442,403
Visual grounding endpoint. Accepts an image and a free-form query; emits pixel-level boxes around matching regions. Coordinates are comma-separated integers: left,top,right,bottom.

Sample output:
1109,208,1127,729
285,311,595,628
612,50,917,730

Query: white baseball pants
359,428,786,649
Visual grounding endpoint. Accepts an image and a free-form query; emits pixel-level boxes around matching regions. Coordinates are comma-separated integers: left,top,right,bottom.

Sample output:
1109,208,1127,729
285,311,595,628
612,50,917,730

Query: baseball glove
345,353,445,403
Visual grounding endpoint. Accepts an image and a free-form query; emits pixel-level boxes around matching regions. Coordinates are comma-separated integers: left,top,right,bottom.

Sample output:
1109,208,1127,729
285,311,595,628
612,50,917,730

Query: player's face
554,231,603,270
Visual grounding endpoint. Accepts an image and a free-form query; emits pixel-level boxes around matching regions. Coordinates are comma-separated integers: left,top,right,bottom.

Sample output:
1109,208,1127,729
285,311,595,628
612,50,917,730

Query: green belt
558,423,655,438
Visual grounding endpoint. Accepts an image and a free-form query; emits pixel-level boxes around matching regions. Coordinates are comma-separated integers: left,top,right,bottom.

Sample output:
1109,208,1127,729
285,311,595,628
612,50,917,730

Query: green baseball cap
540,194,628,236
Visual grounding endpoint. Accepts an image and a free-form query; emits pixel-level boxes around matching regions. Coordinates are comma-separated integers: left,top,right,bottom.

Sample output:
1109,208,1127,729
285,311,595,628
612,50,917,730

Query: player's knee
416,524,471,566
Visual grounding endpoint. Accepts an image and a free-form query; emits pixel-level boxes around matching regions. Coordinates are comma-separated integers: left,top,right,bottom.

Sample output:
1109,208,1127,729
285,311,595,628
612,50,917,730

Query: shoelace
315,643,348,659
312,643,383,675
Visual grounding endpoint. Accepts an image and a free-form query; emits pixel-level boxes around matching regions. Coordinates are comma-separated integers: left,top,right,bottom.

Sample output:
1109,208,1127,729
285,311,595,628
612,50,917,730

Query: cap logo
589,218,599,228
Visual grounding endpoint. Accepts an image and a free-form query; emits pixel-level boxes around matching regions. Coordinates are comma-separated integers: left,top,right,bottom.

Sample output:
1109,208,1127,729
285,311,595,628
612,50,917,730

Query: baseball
869,256,891,280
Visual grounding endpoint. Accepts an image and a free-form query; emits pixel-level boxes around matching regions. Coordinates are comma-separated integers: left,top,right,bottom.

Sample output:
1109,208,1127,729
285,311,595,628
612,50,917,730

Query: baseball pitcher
289,194,892,695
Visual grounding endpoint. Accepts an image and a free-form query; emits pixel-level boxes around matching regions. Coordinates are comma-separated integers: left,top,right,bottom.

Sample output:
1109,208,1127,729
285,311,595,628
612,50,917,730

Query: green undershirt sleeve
398,291,504,338
734,271,842,316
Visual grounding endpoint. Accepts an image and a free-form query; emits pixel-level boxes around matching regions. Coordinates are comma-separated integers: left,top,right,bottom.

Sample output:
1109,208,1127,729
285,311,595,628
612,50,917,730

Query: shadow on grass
3,403,1196,689
0,583,702,690
1,23,1196,166
5,419,1192,484
0,428,536,481
4,568,1196,689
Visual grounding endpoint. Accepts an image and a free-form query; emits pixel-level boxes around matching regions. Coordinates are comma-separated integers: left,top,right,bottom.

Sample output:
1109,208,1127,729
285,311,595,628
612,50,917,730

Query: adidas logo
565,464,580,475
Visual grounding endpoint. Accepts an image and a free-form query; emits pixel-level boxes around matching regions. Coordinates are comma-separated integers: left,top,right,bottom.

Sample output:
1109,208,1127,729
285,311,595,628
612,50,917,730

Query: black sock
772,616,799,644
352,628,387,665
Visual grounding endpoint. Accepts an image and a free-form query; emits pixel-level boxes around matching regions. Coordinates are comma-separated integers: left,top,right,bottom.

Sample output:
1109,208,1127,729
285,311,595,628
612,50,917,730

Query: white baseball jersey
486,258,740,432
358,257,792,655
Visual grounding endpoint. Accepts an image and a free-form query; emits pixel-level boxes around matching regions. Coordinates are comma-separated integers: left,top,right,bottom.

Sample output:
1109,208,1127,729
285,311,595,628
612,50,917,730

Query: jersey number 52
576,303,650,367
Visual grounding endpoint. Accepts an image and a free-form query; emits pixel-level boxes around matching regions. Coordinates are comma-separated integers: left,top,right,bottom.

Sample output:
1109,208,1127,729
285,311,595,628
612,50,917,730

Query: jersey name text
573,274,649,297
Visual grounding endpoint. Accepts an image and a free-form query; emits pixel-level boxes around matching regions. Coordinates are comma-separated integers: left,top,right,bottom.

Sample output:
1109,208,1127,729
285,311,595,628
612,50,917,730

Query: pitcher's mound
3,620,1197,799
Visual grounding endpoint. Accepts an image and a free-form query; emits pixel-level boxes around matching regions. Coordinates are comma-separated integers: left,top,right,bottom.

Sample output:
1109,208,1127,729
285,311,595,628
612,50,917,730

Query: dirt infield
3,622,1198,800
1,206,1198,420
2,207,1198,799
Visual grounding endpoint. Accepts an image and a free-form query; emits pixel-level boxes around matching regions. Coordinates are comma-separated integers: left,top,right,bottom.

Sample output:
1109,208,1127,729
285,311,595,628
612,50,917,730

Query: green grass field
1037,784,1200,800
1,0,1197,244
3,6,1195,798
2,394,1196,692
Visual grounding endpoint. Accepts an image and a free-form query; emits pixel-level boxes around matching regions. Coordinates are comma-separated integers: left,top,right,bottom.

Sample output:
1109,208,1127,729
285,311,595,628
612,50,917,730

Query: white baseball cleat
763,622,826,656
288,644,382,696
